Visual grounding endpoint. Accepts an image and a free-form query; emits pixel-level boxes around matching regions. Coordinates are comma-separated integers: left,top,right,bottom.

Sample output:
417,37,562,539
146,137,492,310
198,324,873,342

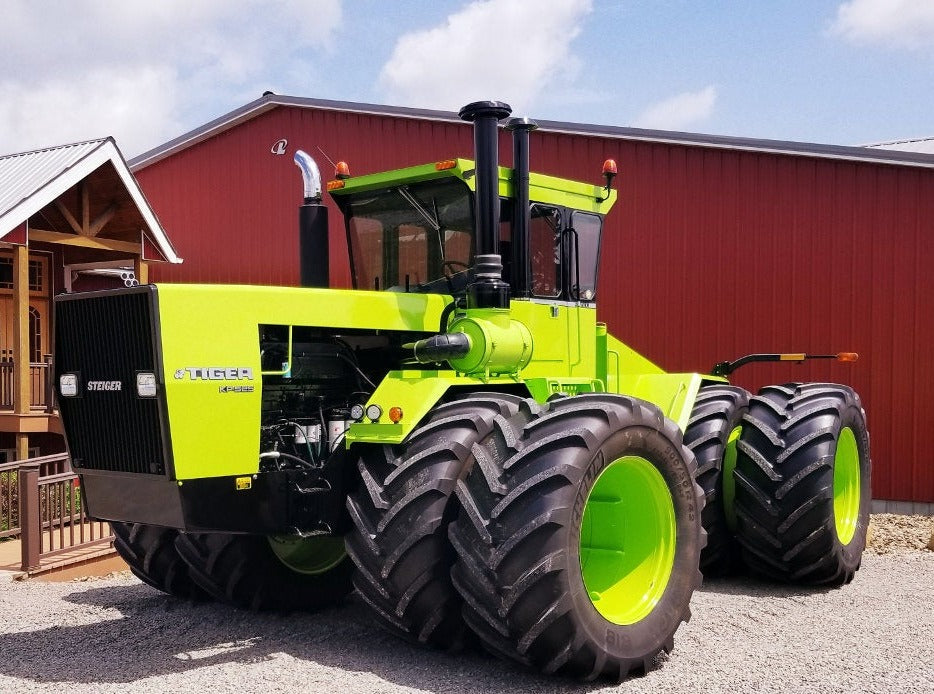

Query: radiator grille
55,288,168,476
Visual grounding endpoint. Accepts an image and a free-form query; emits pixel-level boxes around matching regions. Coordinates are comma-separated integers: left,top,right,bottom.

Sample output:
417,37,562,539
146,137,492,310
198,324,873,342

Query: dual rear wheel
732,383,870,584
685,382,871,585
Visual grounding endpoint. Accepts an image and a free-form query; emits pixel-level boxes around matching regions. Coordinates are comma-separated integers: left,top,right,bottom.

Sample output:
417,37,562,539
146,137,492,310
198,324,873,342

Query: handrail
0,354,55,412
1,452,113,573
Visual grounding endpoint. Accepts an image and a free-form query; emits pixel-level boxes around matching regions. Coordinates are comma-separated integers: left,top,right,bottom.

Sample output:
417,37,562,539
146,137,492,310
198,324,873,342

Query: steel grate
55,288,167,476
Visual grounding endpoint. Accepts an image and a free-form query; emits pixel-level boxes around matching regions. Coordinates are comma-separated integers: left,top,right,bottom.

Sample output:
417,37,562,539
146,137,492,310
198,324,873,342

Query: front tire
450,395,704,681
733,383,871,584
110,521,207,600
174,532,353,610
345,393,523,650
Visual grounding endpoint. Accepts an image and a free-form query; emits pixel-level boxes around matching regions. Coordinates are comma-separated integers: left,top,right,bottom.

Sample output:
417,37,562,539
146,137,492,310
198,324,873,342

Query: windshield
344,179,474,292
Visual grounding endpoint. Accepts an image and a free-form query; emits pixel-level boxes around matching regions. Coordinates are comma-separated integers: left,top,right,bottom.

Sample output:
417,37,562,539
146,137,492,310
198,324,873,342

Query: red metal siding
135,106,934,503
136,108,479,289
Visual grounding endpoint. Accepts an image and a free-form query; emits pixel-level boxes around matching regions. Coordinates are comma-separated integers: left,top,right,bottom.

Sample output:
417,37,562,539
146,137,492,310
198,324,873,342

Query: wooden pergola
0,138,181,460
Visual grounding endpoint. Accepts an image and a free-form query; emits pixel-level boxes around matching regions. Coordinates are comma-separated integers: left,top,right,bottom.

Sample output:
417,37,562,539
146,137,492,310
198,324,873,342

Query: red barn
130,94,934,511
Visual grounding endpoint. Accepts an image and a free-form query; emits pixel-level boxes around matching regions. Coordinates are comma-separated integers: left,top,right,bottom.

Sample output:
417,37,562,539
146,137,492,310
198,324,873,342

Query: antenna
315,145,338,171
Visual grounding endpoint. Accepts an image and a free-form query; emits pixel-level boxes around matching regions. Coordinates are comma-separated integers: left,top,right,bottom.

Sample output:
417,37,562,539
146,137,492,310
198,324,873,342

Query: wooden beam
28,229,141,254
134,258,149,284
89,201,119,237
0,413,58,433
80,180,90,234
13,245,30,415
54,199,83,235
15,433,30,460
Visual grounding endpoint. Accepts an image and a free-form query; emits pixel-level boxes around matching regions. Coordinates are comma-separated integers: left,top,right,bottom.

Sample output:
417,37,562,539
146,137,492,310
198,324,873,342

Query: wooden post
15,434,29,461
134,257,149,285
19,465,40,572
12,245,30,415
44,354,54,413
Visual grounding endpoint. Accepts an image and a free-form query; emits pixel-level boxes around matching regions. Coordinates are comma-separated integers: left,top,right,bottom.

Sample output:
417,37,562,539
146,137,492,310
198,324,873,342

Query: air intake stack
506,116,537,298
459,100,511,309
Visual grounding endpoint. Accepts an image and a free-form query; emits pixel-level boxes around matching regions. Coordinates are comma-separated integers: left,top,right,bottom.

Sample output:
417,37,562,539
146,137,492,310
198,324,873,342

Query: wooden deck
0,536,126,581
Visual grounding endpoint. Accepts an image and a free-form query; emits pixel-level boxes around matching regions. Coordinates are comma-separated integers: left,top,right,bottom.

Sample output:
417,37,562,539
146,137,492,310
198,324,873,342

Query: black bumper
80,469,338,534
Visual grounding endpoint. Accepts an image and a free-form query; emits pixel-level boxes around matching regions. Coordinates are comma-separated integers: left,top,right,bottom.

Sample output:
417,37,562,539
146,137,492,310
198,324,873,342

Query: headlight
59,373,78,397
365,403,382,422
136,372,158,398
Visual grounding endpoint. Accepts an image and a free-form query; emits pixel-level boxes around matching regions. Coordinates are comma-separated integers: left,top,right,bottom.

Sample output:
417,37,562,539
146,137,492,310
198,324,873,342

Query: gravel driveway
1,549,932,694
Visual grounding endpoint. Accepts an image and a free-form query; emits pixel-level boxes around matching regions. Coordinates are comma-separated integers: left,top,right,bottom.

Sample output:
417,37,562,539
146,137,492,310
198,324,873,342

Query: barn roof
129,93,934,172
0,138,181,262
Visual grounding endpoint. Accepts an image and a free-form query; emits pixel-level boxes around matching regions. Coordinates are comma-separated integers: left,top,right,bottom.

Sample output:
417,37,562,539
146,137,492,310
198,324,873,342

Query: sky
2,0,934,158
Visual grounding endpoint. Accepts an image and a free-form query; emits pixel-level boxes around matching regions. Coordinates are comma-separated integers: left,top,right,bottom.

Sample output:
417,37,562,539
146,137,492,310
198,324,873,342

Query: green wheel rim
579,455,676,625
833,427,861,546
722,425,743,534
268,535,346,575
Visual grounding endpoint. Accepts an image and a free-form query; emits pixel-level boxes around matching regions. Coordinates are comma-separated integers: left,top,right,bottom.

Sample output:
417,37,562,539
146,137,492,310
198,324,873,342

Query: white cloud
378,0,593,114
831,0,934,49
0,67,182,157
0,1,342,157
633,86,717,131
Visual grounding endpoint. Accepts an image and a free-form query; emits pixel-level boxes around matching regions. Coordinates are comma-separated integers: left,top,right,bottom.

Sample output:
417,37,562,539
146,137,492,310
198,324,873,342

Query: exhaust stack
459,100,511,309
294,150,329,288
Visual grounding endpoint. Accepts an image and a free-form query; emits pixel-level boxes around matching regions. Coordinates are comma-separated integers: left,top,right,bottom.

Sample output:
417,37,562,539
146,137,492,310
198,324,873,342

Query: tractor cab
327,145,615,305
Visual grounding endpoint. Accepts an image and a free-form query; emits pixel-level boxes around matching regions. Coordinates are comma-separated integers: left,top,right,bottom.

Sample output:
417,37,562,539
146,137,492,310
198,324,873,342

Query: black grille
55,287,169,476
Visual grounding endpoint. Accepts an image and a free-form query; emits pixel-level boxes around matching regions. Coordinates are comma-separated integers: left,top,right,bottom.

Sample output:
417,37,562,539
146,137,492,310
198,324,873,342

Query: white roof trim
0,138,181,263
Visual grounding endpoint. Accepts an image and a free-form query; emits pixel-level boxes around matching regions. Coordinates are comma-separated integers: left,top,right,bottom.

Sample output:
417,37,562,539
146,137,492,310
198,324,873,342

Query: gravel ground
1,516,932,694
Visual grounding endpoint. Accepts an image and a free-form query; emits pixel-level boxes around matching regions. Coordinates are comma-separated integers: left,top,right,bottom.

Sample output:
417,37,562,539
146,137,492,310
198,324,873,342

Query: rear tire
733,383,871,585
450,394,704,681
683,385,749,575
345,393,523,651
110,521,207,600
174,532,353,610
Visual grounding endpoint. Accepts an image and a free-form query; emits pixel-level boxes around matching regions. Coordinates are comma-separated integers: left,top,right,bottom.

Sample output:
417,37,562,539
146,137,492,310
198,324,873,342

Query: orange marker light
837,352,859,362
389,406,404,423
326,180,345,191
603,159,618,175
335,161,351,179
435,159,457,171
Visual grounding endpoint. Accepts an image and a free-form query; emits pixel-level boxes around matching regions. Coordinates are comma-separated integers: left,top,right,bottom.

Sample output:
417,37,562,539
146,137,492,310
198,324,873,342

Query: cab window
530,205,561,298
568,211,602,302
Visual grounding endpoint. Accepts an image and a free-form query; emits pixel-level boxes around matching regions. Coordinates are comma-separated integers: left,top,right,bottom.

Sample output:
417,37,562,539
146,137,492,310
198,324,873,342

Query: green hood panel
156,284,450,480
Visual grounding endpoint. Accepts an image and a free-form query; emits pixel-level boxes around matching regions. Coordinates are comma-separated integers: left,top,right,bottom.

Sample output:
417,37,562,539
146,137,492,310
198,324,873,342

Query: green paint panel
833,427,861,545
267,535,346,575
346,370,517,445
155,284,450,480
330,158,616,214
722,425,743,533
614,372,707,431
580,455,677,625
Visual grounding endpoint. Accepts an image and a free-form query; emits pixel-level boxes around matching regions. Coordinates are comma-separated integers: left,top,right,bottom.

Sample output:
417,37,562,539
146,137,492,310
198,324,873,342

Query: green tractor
54,101,871,680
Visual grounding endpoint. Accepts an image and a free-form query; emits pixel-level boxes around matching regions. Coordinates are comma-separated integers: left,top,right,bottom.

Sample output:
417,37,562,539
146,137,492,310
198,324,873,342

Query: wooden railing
0,452,114,573
0,460,19,541
0,354,55,412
